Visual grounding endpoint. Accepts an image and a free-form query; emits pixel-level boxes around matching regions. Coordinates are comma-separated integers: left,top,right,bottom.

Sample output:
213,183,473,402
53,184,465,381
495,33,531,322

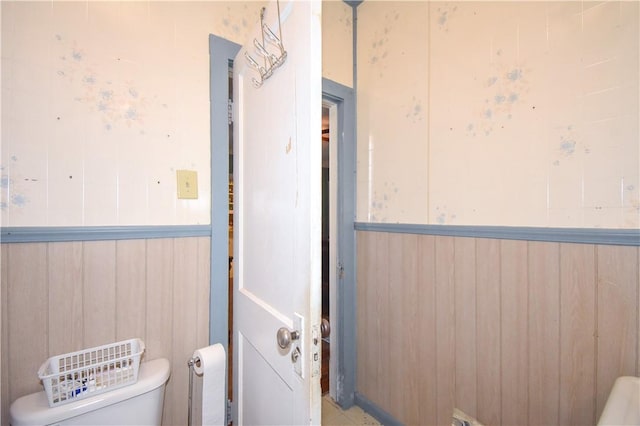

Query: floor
321,395,381,426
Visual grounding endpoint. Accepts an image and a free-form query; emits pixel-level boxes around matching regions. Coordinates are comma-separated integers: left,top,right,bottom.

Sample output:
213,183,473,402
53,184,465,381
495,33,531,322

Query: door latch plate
292,313,303,378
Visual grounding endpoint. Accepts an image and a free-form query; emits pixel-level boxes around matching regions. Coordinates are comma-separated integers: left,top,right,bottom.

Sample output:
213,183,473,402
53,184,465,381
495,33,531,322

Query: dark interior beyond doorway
321,106,330,394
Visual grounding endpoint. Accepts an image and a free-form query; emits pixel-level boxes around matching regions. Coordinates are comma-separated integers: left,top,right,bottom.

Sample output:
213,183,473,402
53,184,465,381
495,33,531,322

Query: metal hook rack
245,1,287,88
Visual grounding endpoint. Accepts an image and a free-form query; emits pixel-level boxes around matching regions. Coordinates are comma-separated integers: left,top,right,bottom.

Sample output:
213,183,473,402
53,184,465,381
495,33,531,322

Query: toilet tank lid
10,358,171,426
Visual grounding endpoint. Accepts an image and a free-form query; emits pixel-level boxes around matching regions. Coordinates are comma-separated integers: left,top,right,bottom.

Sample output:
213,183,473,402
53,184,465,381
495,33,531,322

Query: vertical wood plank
48,242,84,355
145,239,174,361
172,237,200,426
638,247,640,377
435,236,455,426
195,237,211,350
355,231,370,396
387,233,405,419
83,240,117,348
374,232,390,411
7,244,48,400
1,246,10,426
417,235,437,425
559,243,596,426
400,234,420,425
528,241,560,426
476,238,501,425
145,238,174,426
193,237,211,423
596,245,639,418
500,240,529,424
116,240,147,341
363,232,387,408
454,237,477,417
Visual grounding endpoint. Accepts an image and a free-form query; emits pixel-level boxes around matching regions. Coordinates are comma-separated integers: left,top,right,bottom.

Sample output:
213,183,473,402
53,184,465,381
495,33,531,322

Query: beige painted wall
357,1,639,228
323,0,353,87
0,0,352,227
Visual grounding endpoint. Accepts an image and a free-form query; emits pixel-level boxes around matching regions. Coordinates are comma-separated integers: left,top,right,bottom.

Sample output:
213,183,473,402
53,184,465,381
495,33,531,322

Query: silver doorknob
321,318,331,338
277,327,300,349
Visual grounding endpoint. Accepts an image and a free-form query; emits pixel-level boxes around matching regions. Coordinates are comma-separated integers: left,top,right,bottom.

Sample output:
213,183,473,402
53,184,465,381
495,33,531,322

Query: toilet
597,376,640,425
10,358,171,426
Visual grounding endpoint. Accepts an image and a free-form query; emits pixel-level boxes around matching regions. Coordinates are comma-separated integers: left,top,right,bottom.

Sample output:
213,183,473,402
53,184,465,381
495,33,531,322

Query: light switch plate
177,170,198,199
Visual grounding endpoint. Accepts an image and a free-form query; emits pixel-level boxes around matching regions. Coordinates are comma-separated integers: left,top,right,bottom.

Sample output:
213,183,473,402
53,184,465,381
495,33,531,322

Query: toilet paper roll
193,344,226,426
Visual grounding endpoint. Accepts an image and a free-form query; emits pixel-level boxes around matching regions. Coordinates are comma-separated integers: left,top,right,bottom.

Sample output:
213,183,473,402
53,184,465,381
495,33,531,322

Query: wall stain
467,59,531,136
55,36,157,131
11,193,27,207
559,139,576,155
366,10,401,75
436,4,457,32
404,96,425,123
370,181,399,222
551,125,588,166
434,205,457,224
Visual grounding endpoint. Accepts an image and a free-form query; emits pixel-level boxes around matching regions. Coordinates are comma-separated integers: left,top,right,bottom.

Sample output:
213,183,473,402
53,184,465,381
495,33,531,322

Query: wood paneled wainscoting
356,231,639,426
1,237,211,426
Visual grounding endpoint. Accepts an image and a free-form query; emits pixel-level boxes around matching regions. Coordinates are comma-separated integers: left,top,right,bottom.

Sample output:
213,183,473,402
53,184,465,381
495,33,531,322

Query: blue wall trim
354,392,403,426
1,225,211,243
354,222,640,246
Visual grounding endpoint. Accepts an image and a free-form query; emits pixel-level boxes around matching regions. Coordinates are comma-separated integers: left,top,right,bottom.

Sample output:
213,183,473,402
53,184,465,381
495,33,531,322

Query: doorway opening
322,99,341,400
321,105,331,395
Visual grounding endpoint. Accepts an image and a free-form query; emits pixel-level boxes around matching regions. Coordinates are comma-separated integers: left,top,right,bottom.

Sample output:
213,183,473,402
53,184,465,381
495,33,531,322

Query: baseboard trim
1,225,212,243
354,392,404,426
354,222,640,246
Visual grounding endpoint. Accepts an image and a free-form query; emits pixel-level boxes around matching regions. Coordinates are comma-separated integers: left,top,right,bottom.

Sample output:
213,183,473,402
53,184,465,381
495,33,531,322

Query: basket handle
37,359,50,379
137,338,146,355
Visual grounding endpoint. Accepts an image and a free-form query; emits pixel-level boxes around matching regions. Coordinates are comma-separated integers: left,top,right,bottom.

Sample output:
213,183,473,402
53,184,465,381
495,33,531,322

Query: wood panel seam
591,244,597,426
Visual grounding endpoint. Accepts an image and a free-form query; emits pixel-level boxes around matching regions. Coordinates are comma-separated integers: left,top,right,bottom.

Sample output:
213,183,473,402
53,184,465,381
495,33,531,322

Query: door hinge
227,99,233,125
226,399,232,425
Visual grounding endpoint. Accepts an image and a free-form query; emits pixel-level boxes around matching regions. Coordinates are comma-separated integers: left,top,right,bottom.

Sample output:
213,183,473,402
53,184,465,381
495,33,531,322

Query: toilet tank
10,358,171,426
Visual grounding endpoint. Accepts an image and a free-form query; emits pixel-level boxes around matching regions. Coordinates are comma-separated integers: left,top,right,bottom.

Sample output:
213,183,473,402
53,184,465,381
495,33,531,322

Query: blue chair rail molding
354,223,640,247
1,225,212,243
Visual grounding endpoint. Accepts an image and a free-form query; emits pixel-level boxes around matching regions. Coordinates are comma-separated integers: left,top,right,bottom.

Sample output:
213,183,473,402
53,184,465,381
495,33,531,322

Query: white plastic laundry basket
37,338,145,407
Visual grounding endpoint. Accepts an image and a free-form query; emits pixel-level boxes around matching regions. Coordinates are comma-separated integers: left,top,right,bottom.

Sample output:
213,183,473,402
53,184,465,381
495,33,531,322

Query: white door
232,1,322,425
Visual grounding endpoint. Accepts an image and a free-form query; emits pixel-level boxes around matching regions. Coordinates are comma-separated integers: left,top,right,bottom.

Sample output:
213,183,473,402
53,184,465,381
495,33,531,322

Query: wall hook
244,1,288,88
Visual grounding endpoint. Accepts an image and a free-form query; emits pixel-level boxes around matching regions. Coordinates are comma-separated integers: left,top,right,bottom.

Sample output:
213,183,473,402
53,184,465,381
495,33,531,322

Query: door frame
209,33,357,410
322,79,356,409
209,35,240,407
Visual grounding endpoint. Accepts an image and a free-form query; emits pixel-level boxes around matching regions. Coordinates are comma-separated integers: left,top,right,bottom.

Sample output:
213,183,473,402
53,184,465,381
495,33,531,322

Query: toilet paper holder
186,356,200,426
187,356,201,369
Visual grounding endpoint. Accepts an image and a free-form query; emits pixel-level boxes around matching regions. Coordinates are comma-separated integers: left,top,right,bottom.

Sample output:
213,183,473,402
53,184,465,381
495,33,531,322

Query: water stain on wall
404,96,425,123
0,157,30,210
370,181,399,222
553,125,588,166
434,205,457,224
466,61,531,137
436,4,457,32
55,35,157,132
366,10,399,77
